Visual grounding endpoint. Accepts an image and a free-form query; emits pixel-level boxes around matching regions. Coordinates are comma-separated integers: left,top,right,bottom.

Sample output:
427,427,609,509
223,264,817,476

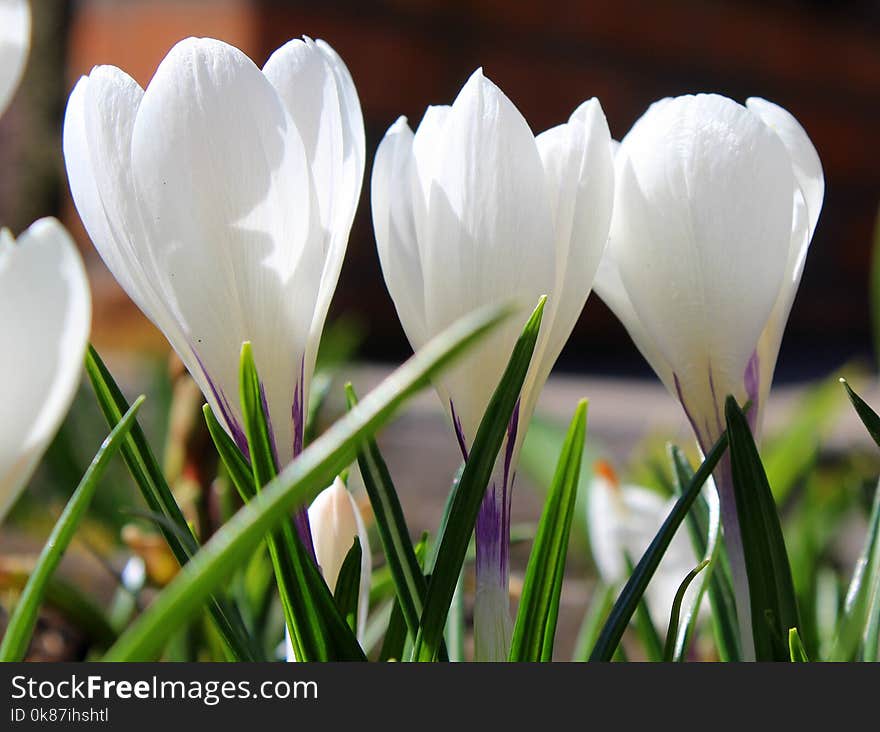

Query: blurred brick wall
62,0,880,377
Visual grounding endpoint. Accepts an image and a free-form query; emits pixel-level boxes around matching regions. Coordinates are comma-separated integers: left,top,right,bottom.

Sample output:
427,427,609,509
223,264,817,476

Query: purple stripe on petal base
193,349,249,454
290,357,315,562
475,399,520,598
449,400,469,461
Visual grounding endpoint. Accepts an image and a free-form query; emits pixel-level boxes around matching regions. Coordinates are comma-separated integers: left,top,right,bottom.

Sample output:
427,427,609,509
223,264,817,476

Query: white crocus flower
588,463,709,636
62,36,364,546
286,477,371,660
372,68,614,659
0,218,91,520
594,94,823,659
0,0,30,117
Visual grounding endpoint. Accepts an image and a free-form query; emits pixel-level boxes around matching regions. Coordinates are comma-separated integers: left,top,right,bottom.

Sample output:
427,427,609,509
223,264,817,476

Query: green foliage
510,400,587,661
725,396,800,662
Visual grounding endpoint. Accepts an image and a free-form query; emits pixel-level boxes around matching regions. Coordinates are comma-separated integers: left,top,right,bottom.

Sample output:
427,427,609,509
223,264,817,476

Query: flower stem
474,464,513,661
715,454,756,662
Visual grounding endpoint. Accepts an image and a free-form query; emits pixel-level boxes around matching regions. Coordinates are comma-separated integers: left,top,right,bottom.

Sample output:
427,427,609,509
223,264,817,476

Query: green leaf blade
412,297,546,662
101,303,509,661
725,395,800,662
510,399,587,662
0,397,143,662
589,428,730,661
86,345,260,662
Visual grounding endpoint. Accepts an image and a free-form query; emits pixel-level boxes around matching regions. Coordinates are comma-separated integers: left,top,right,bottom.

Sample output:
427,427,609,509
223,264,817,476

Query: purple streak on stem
474,399,520,659
290,357,315,562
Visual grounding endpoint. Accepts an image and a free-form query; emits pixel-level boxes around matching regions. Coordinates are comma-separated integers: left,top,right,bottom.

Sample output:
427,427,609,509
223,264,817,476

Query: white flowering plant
1,1,878,664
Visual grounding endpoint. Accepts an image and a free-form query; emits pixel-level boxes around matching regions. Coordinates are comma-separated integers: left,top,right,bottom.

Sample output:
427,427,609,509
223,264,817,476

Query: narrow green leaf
345,384,426,636
203,404,254,501
239,342,364,662
830,478,880,661
445,571,465,662
510,399,587,662
629,555,664,662
725,395,800,662
0,398,143,662
840,378,880,448
572,584,615,662
102,303,509,661
789,627,809,662
589,428,730,661
334,538,362,635
670,446,740,662
86,345,260,662
663,559,710,662
412,297,546,662
378,600,408,662
379,534,429,662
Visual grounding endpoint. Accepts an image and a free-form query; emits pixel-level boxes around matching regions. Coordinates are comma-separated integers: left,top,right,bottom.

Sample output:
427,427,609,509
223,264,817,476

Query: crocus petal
520,99,614,442
746,97,824,237
0,218,91,520
594,254,677,393
372,116,428,349
307,477,371,641
419,69,556,442
129,38,324,465
263,37,365,368
588,474,702,629
0,0,30,117
609,94,795,443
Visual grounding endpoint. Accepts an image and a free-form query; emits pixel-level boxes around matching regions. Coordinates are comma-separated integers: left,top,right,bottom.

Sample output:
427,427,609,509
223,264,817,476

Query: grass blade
572,584,614,661
345,384,426,637
101,303,509,661
0,398,143,662
830,477,880,661
663,559,709,661
239,343,364,662
334,538,362,635
629,555,664,662
670,446,739,661
86,345,260,661
510,400,587,662
725,395,800,662
840,378,880,448
588,428,729,661
379,535,429,662
412,297,546,662
789,627,809,662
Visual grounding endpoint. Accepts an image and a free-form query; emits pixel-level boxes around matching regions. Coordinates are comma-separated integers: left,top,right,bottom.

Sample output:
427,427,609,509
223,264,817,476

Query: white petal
609,94,794,442
593,253,676,393
746,97,824,237
129,37,323,465
587,473,701,629
751,189,812,435
0,0,30,117
522,99,614,433
263,38,365,370
308,477,371,641
420,69,556,441
372,116,428,349
0,218,91,520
